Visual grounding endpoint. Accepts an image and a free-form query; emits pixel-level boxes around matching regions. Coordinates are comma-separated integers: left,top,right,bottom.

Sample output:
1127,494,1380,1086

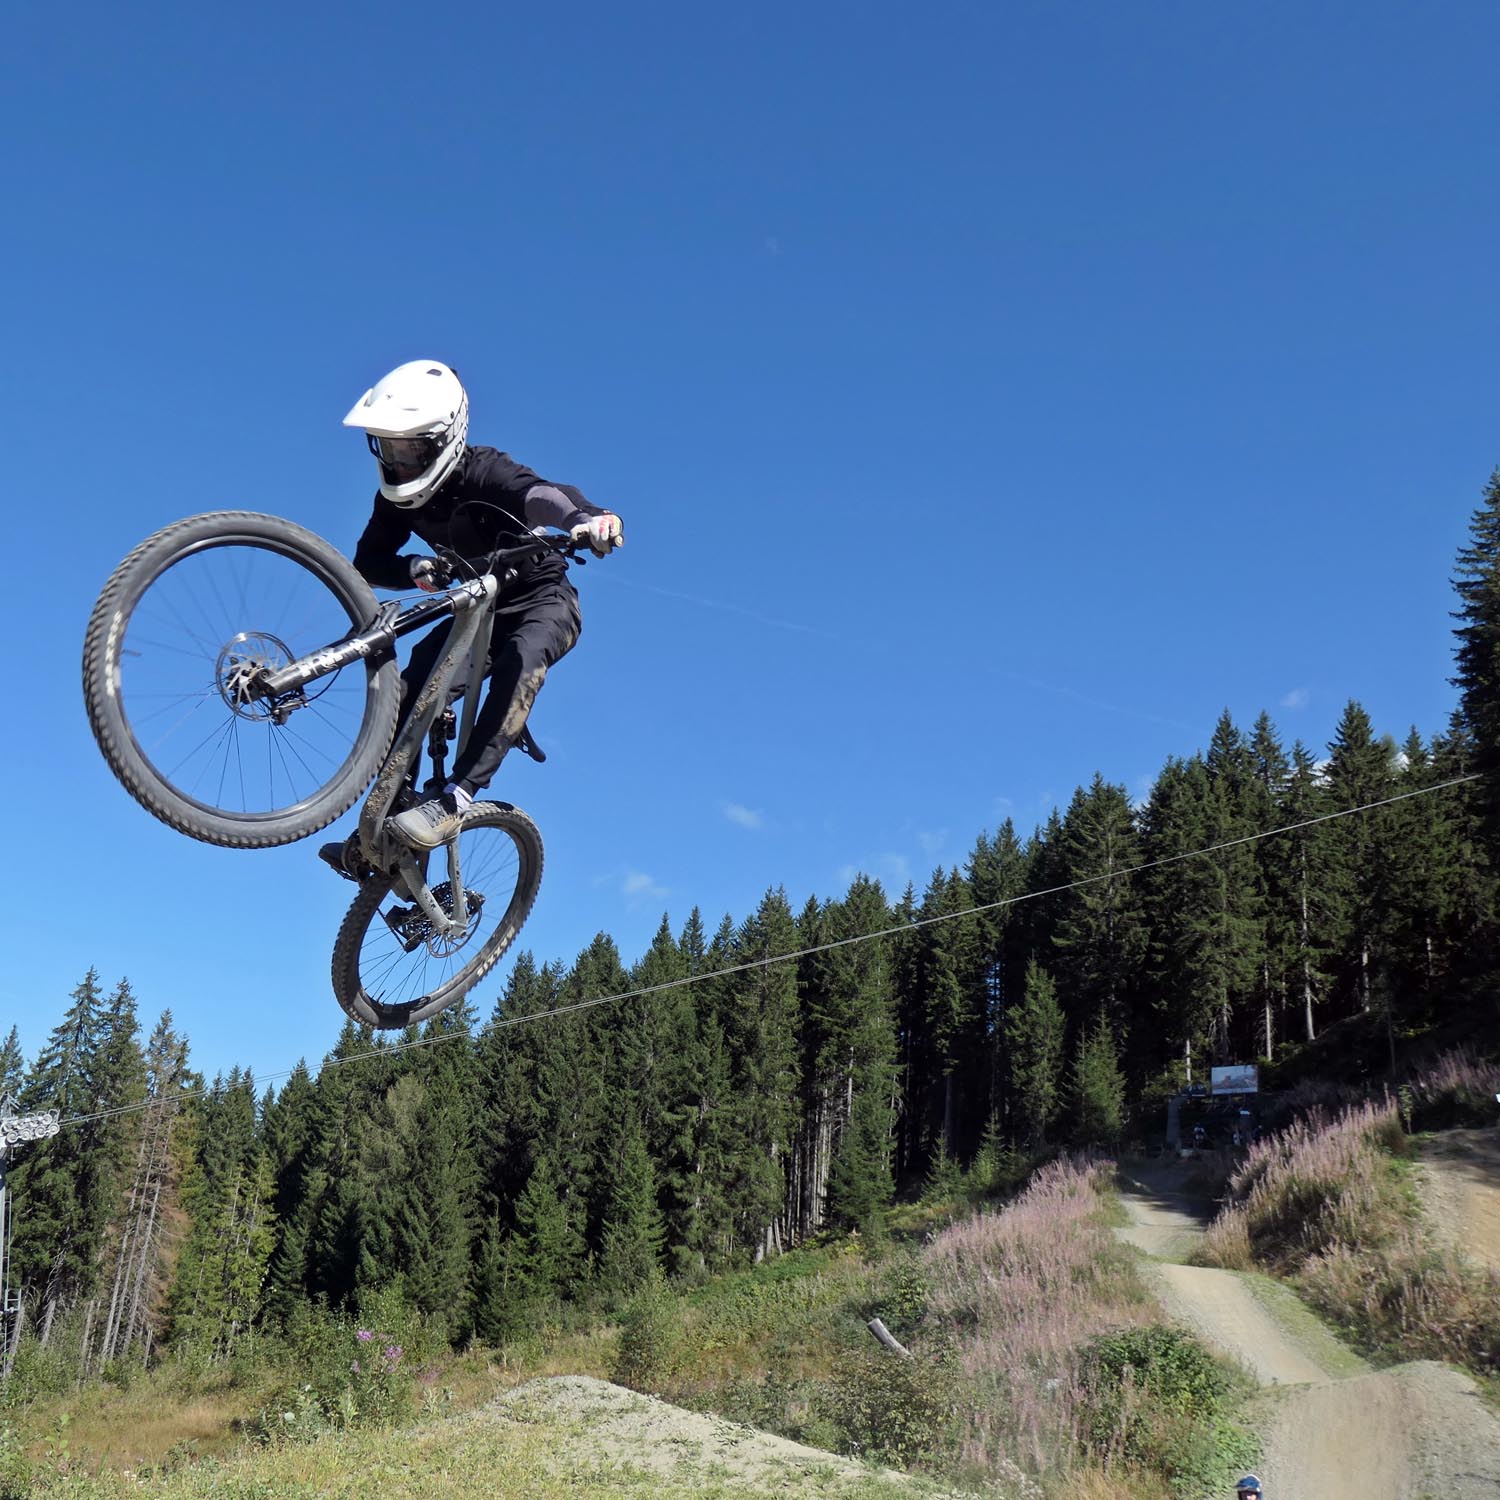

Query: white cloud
836,852,913,890
723,802,764,830
1280,688,1310,710
916,828,947,857
621,870,669,904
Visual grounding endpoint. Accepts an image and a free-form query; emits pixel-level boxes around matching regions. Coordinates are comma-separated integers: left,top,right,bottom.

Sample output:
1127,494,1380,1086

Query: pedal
319,838,371,883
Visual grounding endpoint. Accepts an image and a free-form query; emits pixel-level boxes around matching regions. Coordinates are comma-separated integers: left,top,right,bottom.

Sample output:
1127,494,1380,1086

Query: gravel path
1417,1126,1500,1273
469,1375,963,1498
1116,1160,1500,1500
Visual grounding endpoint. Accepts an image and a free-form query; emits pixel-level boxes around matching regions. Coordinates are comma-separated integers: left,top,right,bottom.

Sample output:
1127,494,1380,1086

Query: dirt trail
470,1375,957,1497
1116,1161,1500,1500
1417,1126,1500,1273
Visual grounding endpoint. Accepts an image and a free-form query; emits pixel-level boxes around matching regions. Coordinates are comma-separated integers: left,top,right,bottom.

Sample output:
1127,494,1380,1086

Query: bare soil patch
1418,1126,1500,1273
469,1375,957,1497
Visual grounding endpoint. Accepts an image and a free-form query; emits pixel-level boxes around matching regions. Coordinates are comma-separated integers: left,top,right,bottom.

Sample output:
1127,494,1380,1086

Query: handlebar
435,532,583,587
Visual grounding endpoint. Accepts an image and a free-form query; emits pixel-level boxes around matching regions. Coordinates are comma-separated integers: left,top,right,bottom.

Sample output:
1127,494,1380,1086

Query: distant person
322,359,623,874
1234,1475,1262,1498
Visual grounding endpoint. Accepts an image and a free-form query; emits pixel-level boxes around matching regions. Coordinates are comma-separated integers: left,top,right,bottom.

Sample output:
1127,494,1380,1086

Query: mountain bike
83,511,589,1030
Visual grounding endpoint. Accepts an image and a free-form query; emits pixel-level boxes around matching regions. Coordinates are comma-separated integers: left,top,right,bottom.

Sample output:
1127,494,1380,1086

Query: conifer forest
3,472,1497,1376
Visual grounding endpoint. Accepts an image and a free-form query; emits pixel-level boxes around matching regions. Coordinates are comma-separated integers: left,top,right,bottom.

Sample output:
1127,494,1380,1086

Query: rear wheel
82,512,400,848
331,802,544,1029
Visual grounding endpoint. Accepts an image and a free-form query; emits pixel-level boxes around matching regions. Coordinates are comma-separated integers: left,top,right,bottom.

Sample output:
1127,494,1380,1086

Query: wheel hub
215,632,302,723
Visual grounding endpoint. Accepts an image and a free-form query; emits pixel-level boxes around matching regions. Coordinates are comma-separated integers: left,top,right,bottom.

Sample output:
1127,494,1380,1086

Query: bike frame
256,539,565,938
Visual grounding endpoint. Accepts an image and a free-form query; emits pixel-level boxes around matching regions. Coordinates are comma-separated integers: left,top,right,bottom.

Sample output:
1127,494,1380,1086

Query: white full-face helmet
343,360,470,508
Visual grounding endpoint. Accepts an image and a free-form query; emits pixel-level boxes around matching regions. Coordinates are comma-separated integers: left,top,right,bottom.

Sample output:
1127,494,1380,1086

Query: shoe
389,792,465,850
318,833,368,882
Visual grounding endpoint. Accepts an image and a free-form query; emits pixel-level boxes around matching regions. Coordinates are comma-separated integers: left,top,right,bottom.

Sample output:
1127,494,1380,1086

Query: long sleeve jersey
352,445,604,594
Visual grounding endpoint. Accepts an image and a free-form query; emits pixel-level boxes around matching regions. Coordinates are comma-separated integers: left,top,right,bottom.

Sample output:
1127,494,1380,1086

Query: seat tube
454,600,495,767
358,578,497,855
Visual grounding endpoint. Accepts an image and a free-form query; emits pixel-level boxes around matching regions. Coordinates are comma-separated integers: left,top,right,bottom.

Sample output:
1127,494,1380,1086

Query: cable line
53,771,1483,1131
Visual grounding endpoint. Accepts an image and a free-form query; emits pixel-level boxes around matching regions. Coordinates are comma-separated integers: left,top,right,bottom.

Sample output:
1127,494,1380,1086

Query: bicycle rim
332,804,542,1029
111,535,380,825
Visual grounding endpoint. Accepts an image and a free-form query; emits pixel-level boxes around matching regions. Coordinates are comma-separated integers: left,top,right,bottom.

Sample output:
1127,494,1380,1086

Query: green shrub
0,1421,31,1500
1081,1326,1256,1495
611,1272,681,1396
0,1335,73,1410
818,1347,955,1465
248,1303,418,1442
874,1253,931,1338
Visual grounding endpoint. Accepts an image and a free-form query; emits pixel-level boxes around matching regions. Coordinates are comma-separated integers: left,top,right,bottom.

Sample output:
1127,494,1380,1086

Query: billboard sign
1210,1064,1259,1096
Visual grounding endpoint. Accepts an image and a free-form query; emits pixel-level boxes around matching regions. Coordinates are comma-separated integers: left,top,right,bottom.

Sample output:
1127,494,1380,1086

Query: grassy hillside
3,1157,1258,1500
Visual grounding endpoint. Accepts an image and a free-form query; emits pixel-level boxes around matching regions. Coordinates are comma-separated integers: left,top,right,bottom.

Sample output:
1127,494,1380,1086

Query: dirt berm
1117,1161,1500,1500
464,1374,963,1497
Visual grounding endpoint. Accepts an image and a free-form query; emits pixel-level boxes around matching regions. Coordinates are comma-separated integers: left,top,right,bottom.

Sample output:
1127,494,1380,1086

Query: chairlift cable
52,771,1483,1131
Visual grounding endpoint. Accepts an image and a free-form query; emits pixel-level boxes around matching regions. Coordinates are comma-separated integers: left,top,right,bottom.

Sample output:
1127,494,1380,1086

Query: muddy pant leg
450,590,581,795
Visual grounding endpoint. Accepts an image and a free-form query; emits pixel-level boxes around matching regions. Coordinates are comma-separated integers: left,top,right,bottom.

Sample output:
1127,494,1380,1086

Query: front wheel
82,512,401,848
331,802,544,1029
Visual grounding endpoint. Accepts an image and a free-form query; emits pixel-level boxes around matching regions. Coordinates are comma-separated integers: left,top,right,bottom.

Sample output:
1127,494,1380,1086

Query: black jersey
352,445,599,593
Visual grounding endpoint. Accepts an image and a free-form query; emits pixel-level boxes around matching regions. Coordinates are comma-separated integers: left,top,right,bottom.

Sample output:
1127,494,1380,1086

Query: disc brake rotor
215,631,294,721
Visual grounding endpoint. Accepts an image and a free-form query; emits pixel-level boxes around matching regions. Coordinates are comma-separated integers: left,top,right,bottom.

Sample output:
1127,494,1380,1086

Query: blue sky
3,1,1496,1083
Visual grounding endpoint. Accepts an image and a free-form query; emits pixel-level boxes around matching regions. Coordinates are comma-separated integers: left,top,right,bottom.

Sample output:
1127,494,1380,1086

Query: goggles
367,432,443,483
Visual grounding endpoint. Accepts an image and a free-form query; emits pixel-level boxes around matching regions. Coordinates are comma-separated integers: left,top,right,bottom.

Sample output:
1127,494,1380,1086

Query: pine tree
804,876,897,1237
1051,775,1146,1035
389,1005,480,1326
1283,741,1339,1041
1323,701,1397,1019
1139,756,1218,1080
1431,713,1499,963
1452,468,1500,859
1004,959,1065,1148
598,1110,665,1299
1070,1016,1126,1148
1200,711,1267,1057
1249,718,1301,1056
11,970,116,1345
680,914,737,1272
0,1027,22,1099
719,890,799,1259
260,1061,317,1324
1379,731,1457,1013
94,1010,189,1369
511,1155,586,1300
617,915,701,1262
169,1154,276,1357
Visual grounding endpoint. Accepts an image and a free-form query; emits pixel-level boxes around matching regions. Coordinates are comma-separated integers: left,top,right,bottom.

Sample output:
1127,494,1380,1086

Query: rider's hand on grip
409,556,451,592
570,512,624,558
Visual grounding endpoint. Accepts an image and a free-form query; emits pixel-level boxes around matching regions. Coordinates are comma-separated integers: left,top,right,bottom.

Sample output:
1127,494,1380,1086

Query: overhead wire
52,770,1483,1132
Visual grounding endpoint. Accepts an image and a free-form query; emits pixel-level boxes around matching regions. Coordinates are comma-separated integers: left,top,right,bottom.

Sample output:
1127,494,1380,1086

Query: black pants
396,583,582,796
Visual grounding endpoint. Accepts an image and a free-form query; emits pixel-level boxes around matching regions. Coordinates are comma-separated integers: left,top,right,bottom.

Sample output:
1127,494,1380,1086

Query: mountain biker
320,359,622,874
1234,1475,1263,1497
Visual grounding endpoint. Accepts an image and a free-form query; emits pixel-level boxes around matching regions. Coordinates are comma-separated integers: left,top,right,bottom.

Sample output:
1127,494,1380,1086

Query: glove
408,556,450,592
570,512,624,558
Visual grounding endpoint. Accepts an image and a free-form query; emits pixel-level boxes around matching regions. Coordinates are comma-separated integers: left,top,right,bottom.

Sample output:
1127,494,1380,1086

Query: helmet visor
367,433,443,484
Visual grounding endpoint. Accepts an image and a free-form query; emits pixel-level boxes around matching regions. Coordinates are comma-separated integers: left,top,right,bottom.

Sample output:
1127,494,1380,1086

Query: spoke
272,723,327,790
129,692,223,728
160,709,236,782
233,717,247,813
126,633,223,665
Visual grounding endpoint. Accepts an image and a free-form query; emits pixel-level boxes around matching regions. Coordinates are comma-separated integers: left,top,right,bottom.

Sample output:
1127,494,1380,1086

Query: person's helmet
1234,1476,1263,1496
343,360,469,508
